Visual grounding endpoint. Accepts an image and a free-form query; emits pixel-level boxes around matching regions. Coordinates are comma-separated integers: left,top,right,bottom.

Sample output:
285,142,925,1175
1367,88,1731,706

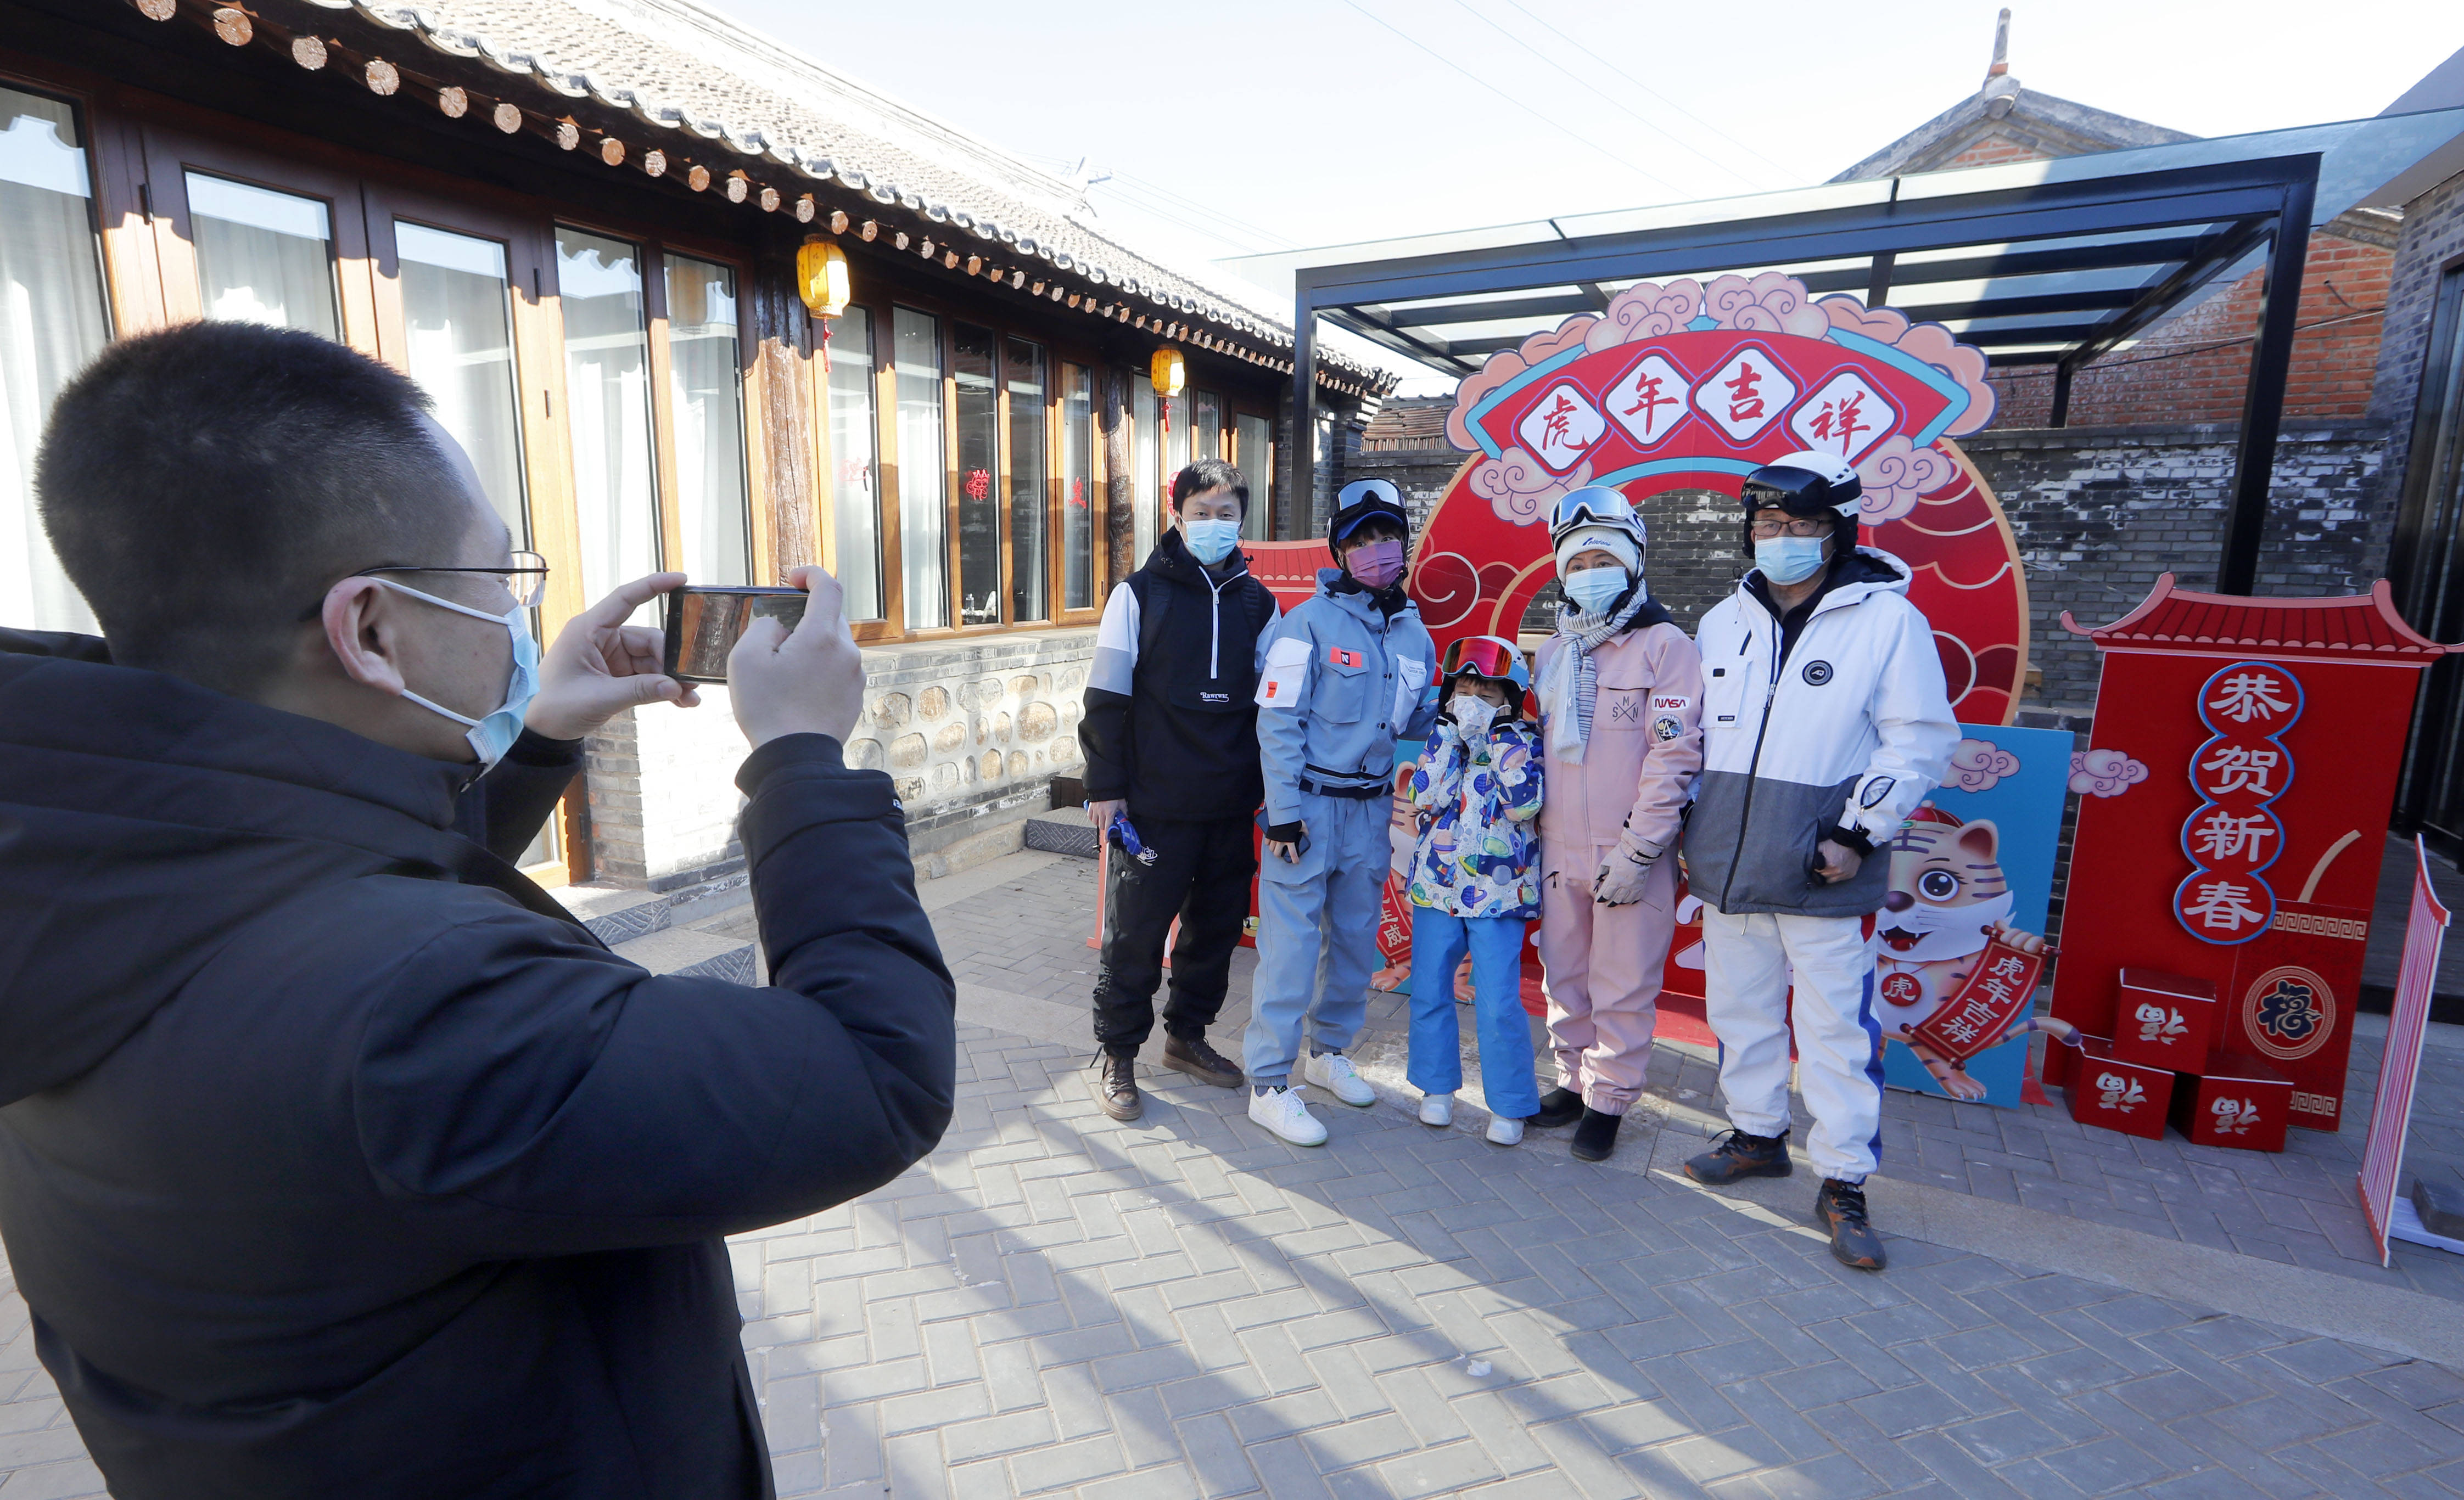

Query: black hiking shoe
1162,1034,1244,1089
1569,1106,1623,1162
1816,1178,1886,1271
1531,1087,1584,1130
1683,1128,1794,1185
1090,1052,1143,1121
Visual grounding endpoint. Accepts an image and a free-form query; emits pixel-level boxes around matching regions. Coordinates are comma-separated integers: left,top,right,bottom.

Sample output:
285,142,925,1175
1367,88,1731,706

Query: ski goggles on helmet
1546,485,1642,543
1330,479,1408,546
1441,634,1526,687
1740,451,1862,519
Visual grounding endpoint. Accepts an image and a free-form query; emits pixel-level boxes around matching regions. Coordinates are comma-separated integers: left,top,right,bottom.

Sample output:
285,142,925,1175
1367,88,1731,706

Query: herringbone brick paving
8,859,2464,1497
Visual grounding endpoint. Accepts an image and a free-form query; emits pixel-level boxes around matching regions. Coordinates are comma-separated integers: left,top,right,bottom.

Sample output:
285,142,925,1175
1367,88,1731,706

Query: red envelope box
2065,1038,2175,1140
2109,968,2219,1074
2168,1054,2293,1153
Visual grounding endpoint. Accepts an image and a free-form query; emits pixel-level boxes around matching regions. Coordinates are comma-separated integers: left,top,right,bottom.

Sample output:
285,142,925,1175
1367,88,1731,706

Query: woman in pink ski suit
1530,487,1705,1162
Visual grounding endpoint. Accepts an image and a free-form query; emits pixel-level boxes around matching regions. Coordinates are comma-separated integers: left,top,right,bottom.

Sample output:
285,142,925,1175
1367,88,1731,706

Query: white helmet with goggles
1548,485,1647,579
1741,451,1862,520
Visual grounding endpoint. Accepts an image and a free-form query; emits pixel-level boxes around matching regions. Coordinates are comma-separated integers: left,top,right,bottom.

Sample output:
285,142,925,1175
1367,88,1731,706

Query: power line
1332,0,1682,199
1441,0,1776,194
1492,0,1797,181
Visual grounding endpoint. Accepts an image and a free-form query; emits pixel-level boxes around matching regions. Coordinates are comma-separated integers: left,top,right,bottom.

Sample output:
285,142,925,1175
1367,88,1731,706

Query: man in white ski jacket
1679,452,1957,1271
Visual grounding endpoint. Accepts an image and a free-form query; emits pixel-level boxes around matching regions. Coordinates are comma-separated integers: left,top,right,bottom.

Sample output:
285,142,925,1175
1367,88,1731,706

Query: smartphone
662,585,808,684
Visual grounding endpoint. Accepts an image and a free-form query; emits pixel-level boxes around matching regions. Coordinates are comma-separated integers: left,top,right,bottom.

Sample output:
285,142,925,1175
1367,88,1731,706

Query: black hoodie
0,639,955,1498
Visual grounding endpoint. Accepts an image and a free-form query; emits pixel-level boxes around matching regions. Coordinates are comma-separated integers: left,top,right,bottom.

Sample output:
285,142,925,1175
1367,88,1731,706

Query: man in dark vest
1077,458,1280,1120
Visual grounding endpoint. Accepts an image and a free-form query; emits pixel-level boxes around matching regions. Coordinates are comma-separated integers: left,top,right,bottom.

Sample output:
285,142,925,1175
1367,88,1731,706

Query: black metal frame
1289,153,2322,594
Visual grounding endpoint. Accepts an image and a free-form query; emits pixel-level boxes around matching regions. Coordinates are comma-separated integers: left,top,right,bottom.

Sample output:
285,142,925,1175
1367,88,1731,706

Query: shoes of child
1418,1092,1454,1127
1305,1051,1376,1107
1248,1085,1328,1146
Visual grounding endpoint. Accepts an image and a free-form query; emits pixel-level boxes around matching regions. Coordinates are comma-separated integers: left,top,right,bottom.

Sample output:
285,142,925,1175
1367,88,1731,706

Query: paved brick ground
9,855,2464,1498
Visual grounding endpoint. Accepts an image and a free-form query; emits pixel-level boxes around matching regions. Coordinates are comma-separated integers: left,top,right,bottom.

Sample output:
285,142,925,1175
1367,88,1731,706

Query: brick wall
1985,226,2394,428
583,630,1092,894
1957,421,2392,714
2368,168,2464,518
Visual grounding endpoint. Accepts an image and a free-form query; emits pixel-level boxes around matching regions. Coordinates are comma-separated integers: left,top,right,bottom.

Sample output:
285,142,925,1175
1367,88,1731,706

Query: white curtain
557,229,660,622
664,255,748,586
397,223,526,543
1132,380,1158,561
1238,413,1274,541
827,305,882,621
894,307,945,630
186,172,339,340
1062,365,1093,611
0,90,109,634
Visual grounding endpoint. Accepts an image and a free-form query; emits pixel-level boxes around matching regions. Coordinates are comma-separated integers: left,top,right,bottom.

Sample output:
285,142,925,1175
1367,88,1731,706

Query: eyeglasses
1748,518,1831,539
295,551,550,621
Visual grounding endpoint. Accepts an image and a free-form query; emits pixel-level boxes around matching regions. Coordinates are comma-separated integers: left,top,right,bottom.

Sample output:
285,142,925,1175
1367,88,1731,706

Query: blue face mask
1183,516,1241,565
1561,565,1631,615
1754,535,1828,586
373,577,542,771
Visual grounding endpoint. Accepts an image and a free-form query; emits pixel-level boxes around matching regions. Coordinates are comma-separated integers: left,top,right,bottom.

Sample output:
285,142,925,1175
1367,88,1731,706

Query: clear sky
706,0,2464,391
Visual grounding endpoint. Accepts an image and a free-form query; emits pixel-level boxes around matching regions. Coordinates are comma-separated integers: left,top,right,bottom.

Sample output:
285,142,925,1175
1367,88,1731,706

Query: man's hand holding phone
524,571,699,741
729,566,866,749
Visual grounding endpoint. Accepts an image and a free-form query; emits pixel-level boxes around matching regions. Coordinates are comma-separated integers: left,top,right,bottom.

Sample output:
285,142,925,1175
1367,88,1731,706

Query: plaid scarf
1540,587,1655,766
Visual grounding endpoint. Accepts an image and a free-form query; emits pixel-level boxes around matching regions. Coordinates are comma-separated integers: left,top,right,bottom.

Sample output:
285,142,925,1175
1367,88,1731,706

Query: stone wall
1957,420,2392,714
2368,168,2464,518
581,627,1094,894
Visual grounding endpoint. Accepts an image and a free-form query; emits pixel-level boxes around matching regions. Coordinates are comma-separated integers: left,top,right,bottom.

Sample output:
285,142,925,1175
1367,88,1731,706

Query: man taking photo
1077,457,1277,1120
0,322,955,1498
1679,452,1956,1272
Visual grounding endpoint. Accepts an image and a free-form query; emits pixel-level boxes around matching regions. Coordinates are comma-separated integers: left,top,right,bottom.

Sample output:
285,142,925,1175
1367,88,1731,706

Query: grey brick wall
1958,421,2392,712
2368,168,2464,516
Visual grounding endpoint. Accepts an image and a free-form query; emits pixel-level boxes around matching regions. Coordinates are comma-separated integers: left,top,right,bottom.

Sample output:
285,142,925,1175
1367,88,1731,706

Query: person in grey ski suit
1244,481,1438,1146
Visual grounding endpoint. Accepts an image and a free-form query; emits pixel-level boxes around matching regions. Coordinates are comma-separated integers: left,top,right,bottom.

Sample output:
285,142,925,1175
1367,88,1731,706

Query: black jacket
1078,532,1280,824
0,637,955,1498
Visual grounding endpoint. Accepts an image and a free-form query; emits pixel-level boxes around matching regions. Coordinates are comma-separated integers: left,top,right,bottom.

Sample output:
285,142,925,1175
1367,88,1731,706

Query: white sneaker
1306,1052,1376,1107
1486,1115,1525,1147
1419,1093,1454,1127
1249,1086,1328,1146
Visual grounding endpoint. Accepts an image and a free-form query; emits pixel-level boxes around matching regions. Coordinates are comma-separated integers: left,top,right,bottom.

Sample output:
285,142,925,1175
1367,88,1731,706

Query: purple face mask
1346,538,1405,590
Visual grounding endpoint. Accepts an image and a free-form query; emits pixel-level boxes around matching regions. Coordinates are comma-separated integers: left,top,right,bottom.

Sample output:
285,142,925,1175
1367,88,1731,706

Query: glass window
952,322,1000,625
0,87,110,633
187,172,339,339
1006,338,1048,623
1163,391,1190,480
1194,391,1223,465
665,255,750,586
1132,380,1158,560
1062,363,1095,612
827,305,882,621
893,307,947,630
556,228,660,620
396,223,527,545
1237,412,1273,541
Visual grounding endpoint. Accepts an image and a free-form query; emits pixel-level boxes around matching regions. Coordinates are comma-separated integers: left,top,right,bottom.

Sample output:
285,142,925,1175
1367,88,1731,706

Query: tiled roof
262,0,1391,392
2062,575,2457,662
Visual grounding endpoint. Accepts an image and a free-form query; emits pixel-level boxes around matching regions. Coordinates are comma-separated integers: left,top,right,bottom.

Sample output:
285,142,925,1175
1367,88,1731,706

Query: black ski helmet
1329,478,1409,548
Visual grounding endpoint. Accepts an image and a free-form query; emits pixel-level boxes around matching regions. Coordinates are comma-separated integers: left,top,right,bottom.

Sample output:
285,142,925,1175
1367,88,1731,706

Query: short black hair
1172,457,1247,516
1335,515,1407,555
36,322,471,696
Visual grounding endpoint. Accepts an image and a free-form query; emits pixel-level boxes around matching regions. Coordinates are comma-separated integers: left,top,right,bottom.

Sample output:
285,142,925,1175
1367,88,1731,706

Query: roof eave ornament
1981,7,2020,119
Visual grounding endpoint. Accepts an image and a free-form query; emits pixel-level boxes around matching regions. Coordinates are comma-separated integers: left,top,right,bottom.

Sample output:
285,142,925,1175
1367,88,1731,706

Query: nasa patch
1801,659,1834,686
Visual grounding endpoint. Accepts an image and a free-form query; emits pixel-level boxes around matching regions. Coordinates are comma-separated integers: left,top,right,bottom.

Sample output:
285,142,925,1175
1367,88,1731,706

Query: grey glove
1592,828,1662,907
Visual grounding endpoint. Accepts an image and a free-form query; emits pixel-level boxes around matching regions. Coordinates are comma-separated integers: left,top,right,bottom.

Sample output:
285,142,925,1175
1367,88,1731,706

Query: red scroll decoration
1909,931,2051,1064
2174,661,2300,944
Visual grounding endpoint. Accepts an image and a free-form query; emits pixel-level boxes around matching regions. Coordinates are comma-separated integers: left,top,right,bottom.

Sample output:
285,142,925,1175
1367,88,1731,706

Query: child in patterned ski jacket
1403,636,1545,1146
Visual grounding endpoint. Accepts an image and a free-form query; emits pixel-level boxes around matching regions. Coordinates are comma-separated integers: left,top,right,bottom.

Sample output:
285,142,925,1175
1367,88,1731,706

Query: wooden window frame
830,285,1107,642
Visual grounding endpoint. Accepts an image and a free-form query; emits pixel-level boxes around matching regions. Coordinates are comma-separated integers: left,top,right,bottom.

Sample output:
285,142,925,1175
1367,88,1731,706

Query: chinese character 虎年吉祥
1622,374,1675,432
1723,365,1764,423
1808,392,1868,454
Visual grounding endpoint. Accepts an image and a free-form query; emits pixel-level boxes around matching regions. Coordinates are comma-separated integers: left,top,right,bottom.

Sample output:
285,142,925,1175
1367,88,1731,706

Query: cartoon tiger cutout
1874,804,2076,1100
